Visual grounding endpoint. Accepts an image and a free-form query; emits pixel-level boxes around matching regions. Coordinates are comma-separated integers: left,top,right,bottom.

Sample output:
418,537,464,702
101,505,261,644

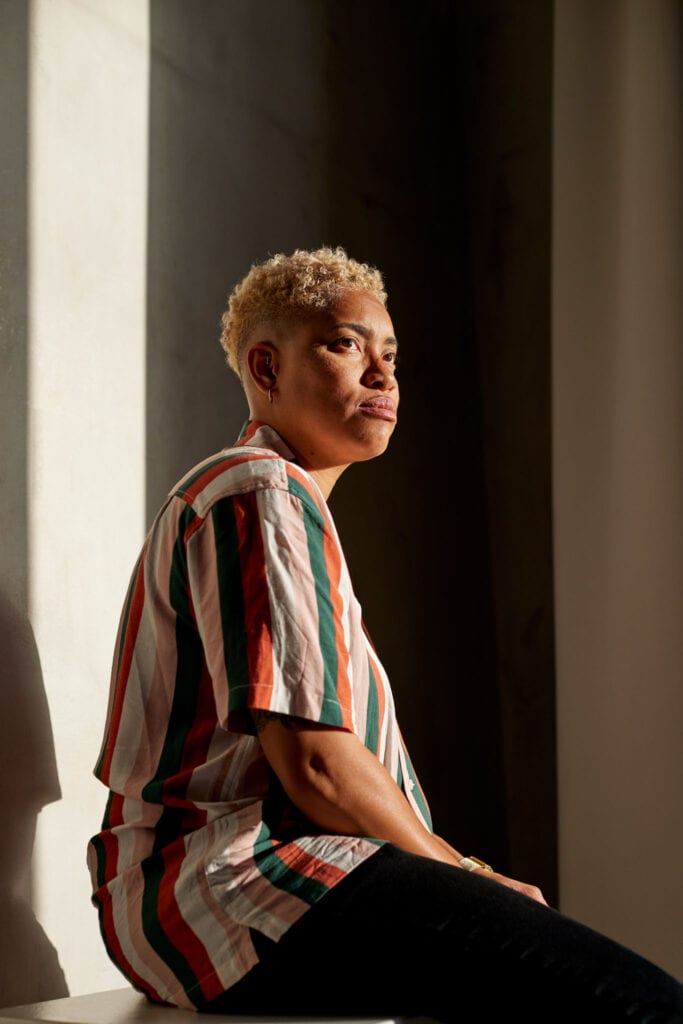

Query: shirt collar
234,419,299,463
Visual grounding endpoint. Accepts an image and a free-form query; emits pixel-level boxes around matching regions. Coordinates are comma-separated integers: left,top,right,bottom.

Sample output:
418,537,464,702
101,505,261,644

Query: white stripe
110,522,177,794
259,488,325,717
187,456,289,518
176,826,255,990
293,834,382,875
203,815,306,938
112,797,160,871
336,541,359,729
109,872,179,1005
185,514,230,725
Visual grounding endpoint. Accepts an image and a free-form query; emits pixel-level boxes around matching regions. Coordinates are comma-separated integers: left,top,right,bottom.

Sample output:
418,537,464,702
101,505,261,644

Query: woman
88,246,683,1022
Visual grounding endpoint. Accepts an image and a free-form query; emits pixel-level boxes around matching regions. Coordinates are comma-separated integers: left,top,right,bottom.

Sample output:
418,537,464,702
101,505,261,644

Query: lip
358,396,397,422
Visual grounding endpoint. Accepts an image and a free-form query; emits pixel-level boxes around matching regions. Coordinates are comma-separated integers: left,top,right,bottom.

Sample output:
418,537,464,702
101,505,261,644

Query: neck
306,464,348,500
243,411,348,500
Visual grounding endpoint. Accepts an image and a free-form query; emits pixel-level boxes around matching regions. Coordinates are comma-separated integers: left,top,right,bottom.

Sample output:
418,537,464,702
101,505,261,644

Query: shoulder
172,445,326,526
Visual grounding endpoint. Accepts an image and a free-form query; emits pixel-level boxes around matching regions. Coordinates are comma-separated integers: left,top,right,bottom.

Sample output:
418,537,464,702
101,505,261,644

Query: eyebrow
333,321,398,347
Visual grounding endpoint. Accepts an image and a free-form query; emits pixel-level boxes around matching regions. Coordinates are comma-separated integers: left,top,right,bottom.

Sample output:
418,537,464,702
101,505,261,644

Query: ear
245,342,278,397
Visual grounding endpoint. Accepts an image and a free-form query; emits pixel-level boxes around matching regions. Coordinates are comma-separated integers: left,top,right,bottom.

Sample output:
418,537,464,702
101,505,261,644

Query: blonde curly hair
220,245,388,377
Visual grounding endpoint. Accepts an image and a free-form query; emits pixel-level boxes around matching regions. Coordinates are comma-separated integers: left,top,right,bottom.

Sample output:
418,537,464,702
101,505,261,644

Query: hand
478,869,549,906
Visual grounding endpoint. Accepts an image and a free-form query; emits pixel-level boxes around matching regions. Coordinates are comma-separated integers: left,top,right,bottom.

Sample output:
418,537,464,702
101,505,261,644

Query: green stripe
152,807,188,855
287,482,341,726
92,890,125,980
403,747,433,829
287,477,324,529
253,823,331,904
141,855,202,996
173,451,243,500
209,499,250,714
101,789,114,829
364,659,380,751
90,833,108,890
141,506,203,804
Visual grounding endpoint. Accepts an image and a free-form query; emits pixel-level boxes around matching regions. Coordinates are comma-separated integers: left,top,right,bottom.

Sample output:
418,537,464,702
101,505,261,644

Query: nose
363,362,396,391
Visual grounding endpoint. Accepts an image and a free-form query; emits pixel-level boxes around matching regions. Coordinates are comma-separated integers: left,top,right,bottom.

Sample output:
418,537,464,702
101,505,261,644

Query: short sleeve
186,483,356,735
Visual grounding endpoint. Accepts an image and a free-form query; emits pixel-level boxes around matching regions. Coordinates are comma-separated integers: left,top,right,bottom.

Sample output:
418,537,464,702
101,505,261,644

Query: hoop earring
268,387,273,404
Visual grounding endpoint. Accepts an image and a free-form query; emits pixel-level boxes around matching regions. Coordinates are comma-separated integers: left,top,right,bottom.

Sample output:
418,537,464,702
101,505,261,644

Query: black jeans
201,844,683,1022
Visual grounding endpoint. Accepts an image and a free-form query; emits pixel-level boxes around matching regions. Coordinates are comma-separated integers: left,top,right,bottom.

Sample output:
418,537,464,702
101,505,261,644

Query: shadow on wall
0,595,68,1005
0,3,68,1007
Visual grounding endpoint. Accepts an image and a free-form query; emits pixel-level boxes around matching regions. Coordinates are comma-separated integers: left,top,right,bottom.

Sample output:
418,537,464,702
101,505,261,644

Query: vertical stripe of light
28,0,150,994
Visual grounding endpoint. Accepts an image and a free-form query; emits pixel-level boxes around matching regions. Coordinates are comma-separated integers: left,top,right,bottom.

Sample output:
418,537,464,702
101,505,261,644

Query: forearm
298,750,463,863
254,712,547,902
254,712,463,867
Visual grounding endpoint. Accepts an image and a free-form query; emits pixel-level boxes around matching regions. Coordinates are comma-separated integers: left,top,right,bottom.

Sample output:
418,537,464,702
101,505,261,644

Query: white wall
27,0,149,998
553,0,683,979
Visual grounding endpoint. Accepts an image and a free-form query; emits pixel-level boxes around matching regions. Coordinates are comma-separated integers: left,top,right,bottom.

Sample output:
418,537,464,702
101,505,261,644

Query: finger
490,873,549,907
525,885,548,906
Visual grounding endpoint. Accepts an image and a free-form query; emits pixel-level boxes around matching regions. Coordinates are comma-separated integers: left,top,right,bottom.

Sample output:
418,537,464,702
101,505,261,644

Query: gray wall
554,0,683,979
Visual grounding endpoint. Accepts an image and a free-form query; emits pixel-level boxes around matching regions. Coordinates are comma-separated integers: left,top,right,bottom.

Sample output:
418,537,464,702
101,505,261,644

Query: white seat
0,987,403,1024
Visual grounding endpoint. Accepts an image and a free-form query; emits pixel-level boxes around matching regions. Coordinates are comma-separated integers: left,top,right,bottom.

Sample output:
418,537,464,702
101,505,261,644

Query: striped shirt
87,420,432,1010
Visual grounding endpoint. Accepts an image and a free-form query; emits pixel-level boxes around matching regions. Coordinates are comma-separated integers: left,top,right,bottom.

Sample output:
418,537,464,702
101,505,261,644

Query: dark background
145,0,557,903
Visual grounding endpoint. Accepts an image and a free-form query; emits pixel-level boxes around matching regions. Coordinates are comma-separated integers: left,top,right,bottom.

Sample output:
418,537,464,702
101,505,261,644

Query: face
266,289,399,474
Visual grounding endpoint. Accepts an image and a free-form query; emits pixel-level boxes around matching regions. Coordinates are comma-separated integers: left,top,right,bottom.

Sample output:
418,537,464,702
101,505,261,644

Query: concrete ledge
0,988,401,1024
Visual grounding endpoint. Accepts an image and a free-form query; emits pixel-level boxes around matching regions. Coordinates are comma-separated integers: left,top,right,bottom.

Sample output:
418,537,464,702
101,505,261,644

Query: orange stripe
123,868,186,1006
321,521,354,729
157,845,225,1003
237,420,262,445
180,685,215,777
180,451,274,504
274,841,348,887
286,462,327,513
234,492,275,707
366,643,387,748
108,792,125,827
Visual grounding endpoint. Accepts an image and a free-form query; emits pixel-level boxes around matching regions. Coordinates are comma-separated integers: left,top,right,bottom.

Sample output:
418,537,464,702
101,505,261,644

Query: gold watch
459,855,494,873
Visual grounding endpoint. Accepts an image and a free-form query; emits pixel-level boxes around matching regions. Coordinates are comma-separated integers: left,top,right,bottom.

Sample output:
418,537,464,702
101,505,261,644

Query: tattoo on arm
251,709,300,733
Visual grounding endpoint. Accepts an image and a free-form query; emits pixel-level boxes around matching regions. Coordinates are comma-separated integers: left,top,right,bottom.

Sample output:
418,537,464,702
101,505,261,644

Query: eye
330,337,360,353
384,350,399,367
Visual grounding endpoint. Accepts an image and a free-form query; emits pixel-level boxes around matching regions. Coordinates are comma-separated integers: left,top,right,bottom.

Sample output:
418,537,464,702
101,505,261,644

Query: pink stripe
120,866,186,1005
99,554,147,782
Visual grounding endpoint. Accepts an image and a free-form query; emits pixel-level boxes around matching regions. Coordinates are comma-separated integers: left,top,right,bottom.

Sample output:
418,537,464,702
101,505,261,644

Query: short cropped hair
220,245,387,377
